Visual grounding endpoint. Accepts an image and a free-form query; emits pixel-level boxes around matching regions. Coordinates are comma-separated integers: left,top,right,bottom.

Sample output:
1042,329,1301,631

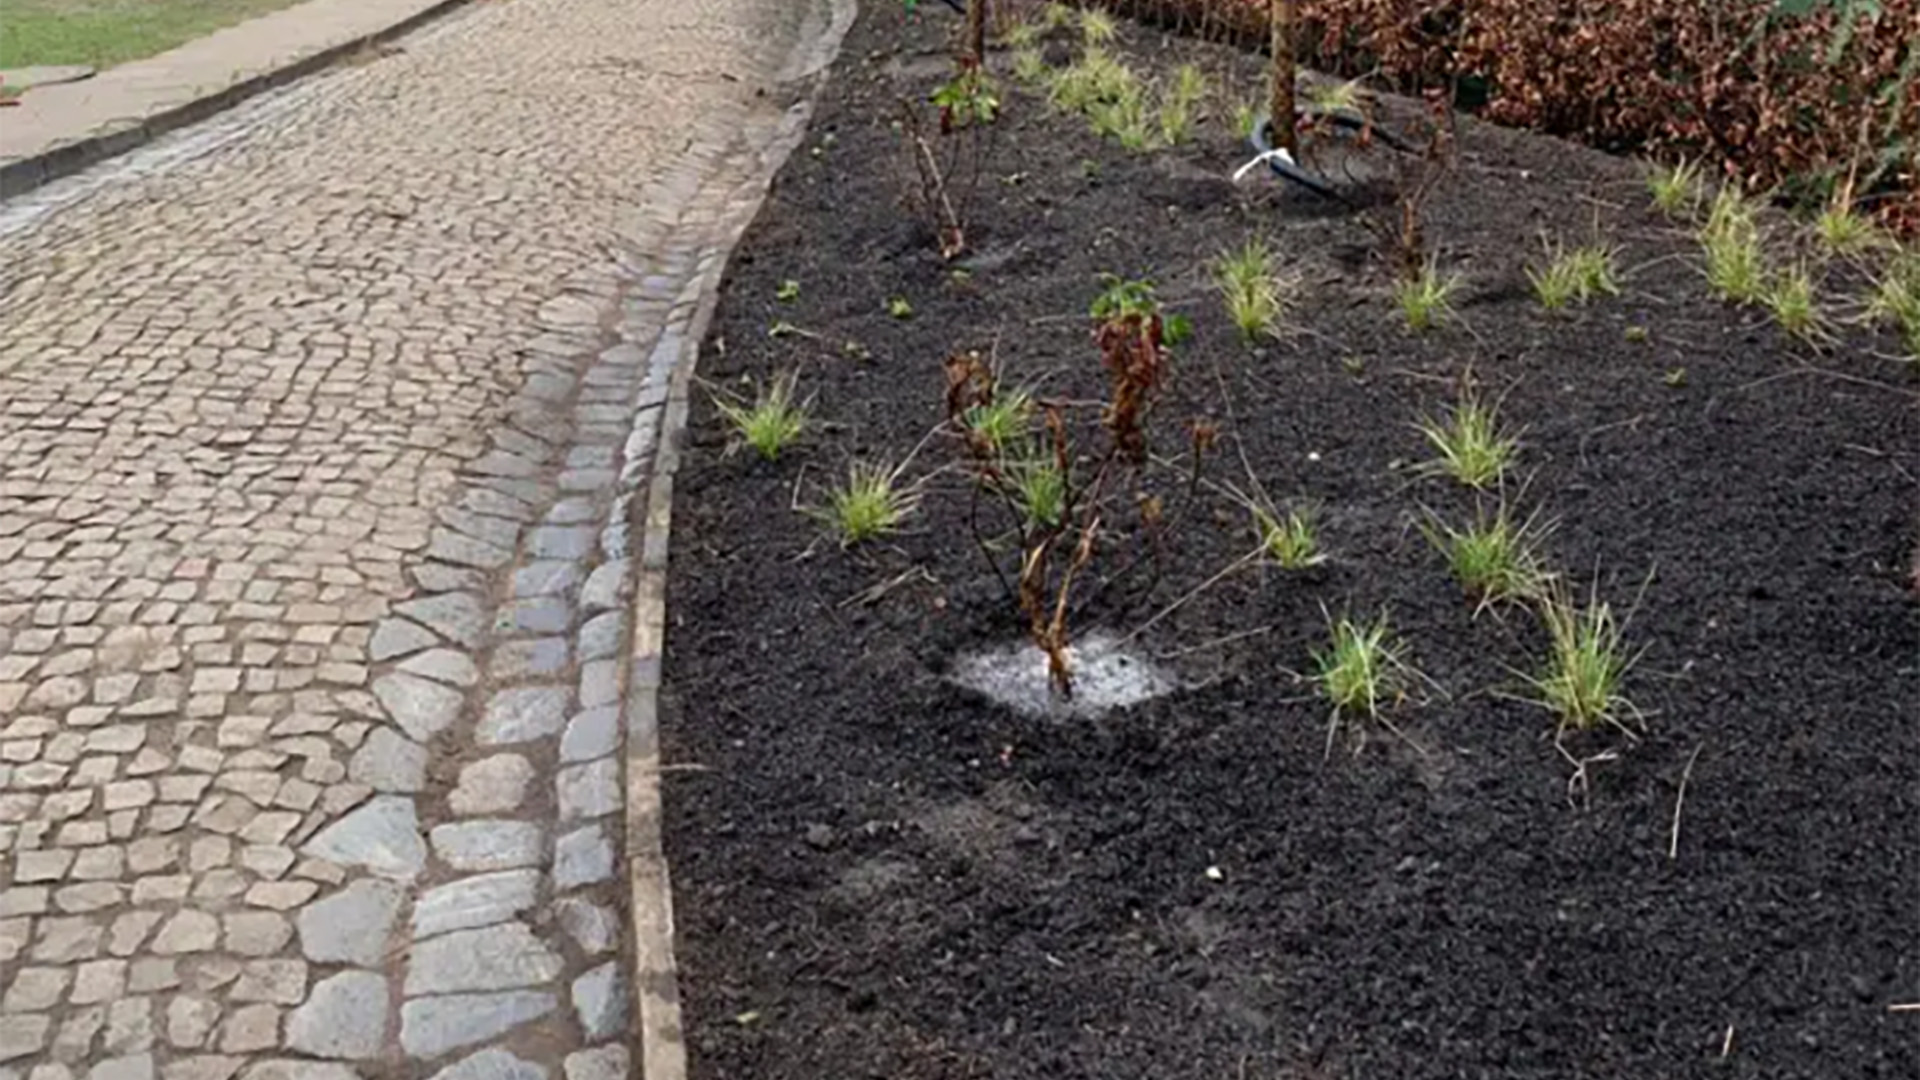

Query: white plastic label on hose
1232,147,1296,183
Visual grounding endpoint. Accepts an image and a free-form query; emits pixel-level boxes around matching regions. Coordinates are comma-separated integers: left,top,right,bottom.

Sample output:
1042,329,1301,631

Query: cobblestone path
0,1,846,1078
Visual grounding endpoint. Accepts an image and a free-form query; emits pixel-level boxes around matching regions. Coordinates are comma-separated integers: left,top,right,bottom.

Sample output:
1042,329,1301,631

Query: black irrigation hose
1249,106,1418,204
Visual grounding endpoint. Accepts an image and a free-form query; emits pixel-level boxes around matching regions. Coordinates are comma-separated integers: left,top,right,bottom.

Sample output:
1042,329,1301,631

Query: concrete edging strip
621,2,858,1076
0,0,473,199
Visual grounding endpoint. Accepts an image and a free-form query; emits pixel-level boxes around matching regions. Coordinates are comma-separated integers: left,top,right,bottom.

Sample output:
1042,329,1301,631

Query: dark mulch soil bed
661,6,1920,1079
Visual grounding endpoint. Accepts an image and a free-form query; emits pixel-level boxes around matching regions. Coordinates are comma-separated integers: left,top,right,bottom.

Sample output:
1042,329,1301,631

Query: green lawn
0,0,309,70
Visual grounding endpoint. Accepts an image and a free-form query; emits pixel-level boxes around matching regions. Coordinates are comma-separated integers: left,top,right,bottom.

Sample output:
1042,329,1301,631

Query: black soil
661,7,1920,1079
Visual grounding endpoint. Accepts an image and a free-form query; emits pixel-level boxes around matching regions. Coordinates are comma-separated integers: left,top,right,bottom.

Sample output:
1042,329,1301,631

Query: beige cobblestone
1,0,822,1073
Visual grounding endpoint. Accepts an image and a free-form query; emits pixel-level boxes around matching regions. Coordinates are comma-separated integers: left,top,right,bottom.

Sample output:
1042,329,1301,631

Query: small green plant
963,389,1033,453
1762,263,1827,342
1394,260,1461,332
1088,80,1153,150
887,296,914,319
1079,8,1118,46
1215,237,1292,341
1625,325,1650,343
1232,100,1260,140
1002,20,1042,48
1013,47,1048,85
1527,586,1640,736
1312,611,1413,720
1414,390,1519,490
822,461,917,545
1254,504,1326,569
1647,159,1702,218
1664,367,1688,387
1157,64,1207,145
1527,240,1621,310
1866,252,1920,362
931,66,1000,129
712,372,808,461
1421,502,1551,611
1814,197,1878,254
776,280,800,302
1039,1,1073,30
1699,188,1766,304
1008,456,1068,528
1303,77,1364,115
1048,48,1137,115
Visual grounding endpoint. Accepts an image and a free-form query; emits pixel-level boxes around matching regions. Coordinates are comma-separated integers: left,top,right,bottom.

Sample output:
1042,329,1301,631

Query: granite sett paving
0,0,852,1076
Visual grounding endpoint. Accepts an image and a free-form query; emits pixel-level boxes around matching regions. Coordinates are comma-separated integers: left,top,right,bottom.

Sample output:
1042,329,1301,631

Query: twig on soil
1721,1024,1736,1057
1709,365,1919,419
1669,741,1705,860
658,763,714,774
1889,1002,1920,1012
840,565,938,608
1578,413,1646,472
1121,547,1262,645
1151,623,1276,661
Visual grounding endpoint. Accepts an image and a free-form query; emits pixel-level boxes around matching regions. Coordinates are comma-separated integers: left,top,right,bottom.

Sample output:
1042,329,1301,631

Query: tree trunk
1268,0,1297,154
965,0,990,66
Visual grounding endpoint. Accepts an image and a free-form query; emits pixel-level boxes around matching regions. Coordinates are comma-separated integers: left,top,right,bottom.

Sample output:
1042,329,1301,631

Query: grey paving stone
579,561,630,612
477,687,568,745
511,562,582,600
426,528,513,570
570,962,627,1040
561,1046,627,1080
398,649,480,688
395,593,490,648
399,992,556,1058
425,1049,546,1080
527,526,597,561
459,487,538,523
448,755,534,816
411,869,541,938
430,821,544,873
229,959,306,1004
438,507,524,549
560,708,619,764
404,922,563,996
501,597,573,635
348,727,427,793
236,1062,360,1080
0,1014,51,1062
3,965,71,1011
295,879,403,966
553,824,614,889
368,618,440,662
577,660,620,710
302,796,427,879
576,612,624,661
284,970,388,1059
552,898,618,955
372,673,465,742
149,910,220,955
544,498,599,525
86,1055,151,1080
490,638,570,679
556,759,621,821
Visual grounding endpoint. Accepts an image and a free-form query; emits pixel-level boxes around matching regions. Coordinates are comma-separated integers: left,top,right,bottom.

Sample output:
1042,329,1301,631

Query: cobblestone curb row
620,3,856,1078
0,0,473,199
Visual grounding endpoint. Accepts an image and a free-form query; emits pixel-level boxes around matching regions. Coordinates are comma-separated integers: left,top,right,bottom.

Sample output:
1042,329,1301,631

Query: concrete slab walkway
0,1,852,1079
